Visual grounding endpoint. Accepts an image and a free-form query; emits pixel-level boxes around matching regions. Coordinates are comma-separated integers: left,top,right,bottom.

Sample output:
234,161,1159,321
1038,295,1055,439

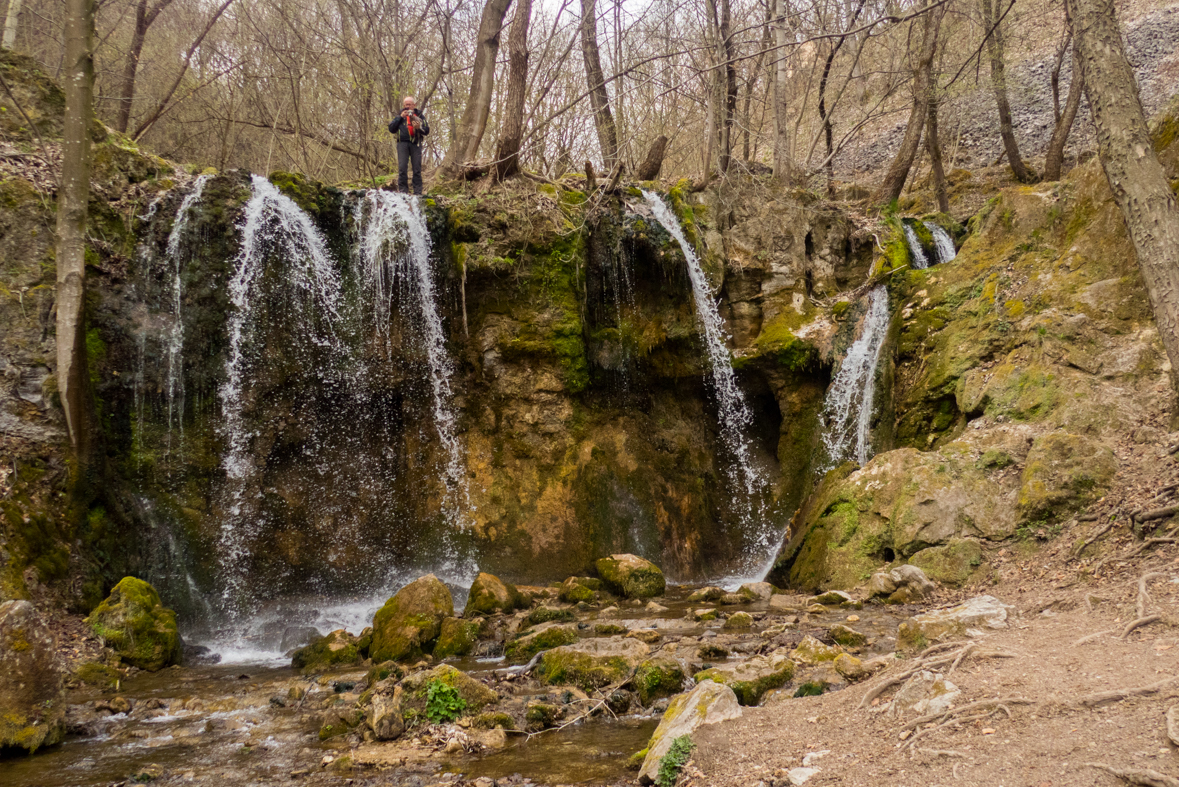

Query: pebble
846,615,860,622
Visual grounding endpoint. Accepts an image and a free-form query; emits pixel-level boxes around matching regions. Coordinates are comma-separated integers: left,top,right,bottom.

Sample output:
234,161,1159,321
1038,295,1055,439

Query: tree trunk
580,0,618,170
1066,0,1179,386
772,0,792,184
742,7,771,163
876,1,943,203
926,90,950,212
818,0,867,196
56,0,96,471
1044,15,1084,181
635,134,668,180
2,0,23,49
493,0,532,180
439,0,514,179
715,0,737,175
981,0,1036,182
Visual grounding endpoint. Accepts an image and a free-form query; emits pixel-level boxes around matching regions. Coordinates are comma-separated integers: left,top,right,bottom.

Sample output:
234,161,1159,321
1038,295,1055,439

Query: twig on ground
1085,763,1179,787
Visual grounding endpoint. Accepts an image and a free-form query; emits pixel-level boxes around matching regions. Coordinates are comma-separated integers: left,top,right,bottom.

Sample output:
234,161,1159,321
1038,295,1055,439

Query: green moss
433,618,480,658
537,648,631,690
633,660,685,705
527,606,576,626
692,659,795,706
473,711,516,730
593,623,628,636
75,662,121,689
86,577,181,671
504,625,578,661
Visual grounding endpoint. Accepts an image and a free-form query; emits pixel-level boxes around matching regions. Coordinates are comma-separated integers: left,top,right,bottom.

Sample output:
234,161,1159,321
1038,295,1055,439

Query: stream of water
903,223,931,269
926,221,957,265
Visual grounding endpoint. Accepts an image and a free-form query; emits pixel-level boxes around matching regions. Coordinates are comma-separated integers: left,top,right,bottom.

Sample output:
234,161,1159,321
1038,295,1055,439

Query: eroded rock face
638,679,743,784
87,577,182,672
0,600,65,753
595,554,666,599
369,574,454,663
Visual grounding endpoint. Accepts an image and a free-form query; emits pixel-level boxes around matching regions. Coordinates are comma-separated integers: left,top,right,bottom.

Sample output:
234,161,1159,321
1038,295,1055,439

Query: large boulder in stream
464,572,524,616
86,577,182,671
0,600,66,752
369,574,454,662
638,679,742,784
291,629,362,673
694,651,796,705
595,554,666,599
537,636,650,690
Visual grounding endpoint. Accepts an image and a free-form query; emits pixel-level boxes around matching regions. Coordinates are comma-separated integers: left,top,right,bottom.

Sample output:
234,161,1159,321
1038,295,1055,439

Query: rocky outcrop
87,578,182,671
638,679,743,784
369,575,454,663
0,600,65,752
595,554,666,598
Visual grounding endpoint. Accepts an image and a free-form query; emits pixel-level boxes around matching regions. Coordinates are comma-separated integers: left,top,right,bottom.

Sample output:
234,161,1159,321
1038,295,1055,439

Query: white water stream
904,224,931,269
926,221,957,265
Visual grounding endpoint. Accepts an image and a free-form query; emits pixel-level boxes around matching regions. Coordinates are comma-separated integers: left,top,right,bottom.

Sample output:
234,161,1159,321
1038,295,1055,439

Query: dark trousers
397,141,423,195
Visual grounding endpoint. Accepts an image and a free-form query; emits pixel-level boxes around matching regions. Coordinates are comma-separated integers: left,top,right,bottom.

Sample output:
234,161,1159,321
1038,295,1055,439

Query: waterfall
217,174,343,608
817,285,890,471
162,173,211,440
925,221,957,265
903,223,931,269
353,191,473,558
641,190,774,576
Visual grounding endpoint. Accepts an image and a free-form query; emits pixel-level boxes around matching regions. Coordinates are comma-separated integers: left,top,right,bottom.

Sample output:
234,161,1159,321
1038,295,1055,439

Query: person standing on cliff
388,96,430,195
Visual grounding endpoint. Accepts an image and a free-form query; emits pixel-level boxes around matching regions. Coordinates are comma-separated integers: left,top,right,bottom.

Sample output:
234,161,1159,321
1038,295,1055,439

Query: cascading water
641,190,775,578
217,174,344,610
353,190,474,574
816,285,890,471
903,223,931,269
162,173,211,441
925,221,957,265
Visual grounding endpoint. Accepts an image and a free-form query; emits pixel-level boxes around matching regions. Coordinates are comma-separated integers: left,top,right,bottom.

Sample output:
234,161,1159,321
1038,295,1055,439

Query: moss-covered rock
790,635,842,665
474,711,516,730
0,600,65,753
557,577,597,604
433,617,481,658
526,605,576,626
595,554,666,599
908,539,985,586
291,629,362,673
464,572,524,616
688,586,725,603
369,574,454,663
637,679,742,783
503,623,579,661
827,624,867,648
693,652,795,706
723,612,753,630
525,702,563,731
1017,433,1117,524
74,662,121,689
400,664,499,714
86,577,181,671
537,637,650,690
633,658,686,706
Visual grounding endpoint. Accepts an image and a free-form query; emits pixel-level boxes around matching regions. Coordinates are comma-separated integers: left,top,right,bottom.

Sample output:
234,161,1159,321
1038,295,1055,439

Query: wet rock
738,582,774,601
595,554,666,599
724,612,753,630
525,701,563,730
86,577,182,671
638,680,742,783
557,577,596,604
0,605,66,754
369,574,454,663
688,586,725,603
279,626,322,653
908,539,985,586
464,572,525,616
503,622,578,661
791,635,842,665
434,618,481,658
470,727,508,749
827,624,867,648
369,683,405,740
291,629,362,673
525,605,575,626
633,658,687,705
645,600,669,613
889,670,961,716
400,664,499,715
96,696,133,714
537,637,650,691
769,595,802,612
694,651,796,705
692,608,718,621
720,593,750,605
808,590,854,606
896,595,1015,651
473,711,516,730
319,705,365,740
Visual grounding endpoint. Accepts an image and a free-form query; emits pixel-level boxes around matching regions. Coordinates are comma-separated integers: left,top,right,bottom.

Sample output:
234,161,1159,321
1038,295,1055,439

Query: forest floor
691,425,1179,787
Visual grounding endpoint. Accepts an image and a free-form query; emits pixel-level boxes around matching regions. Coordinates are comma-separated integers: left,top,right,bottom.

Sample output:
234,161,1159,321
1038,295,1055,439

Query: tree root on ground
1073,629,1116,646
1166,705,1179,748
857,643,1015,709
1085,763,1179,787
901,697,1035,731
1078,675,1179,707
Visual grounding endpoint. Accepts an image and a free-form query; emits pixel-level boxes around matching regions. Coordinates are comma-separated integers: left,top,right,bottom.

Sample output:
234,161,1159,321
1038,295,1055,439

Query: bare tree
440,0,514,178
1043,13,1084,181
2,0,23,49
580,0,618,171
1066,0,1179,385
493,0,532,180
56,0,96,472
925,88,949,212
114,0,174,133
771,0,792,184
980,0,1035,182
636,134,668,179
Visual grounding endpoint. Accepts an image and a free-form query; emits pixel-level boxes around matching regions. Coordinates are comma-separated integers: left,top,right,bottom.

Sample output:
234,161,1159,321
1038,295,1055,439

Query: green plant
424,678,467,724
793,681,826,697
657,736,696,787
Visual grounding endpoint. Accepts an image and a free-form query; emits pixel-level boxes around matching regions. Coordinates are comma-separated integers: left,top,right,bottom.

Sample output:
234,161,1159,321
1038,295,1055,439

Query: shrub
424,678,467,724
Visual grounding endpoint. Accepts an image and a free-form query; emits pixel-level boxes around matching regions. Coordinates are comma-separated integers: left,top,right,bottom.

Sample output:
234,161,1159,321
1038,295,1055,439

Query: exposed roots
858,643,1013,710
1078,675,1179,707
1122,614,1163,639
1073,629,1116,646
901,697,1035,731
1085,763,1179,787
1167,705,1179,748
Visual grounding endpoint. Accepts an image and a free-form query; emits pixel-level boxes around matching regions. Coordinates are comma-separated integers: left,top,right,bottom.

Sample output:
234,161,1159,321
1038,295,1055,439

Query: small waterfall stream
926,221,957,265
641,190,775,578
817,285,891,471
904,224,931,269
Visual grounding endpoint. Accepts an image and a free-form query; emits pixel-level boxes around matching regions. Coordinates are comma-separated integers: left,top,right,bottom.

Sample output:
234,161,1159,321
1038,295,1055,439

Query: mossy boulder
400,664,499,715
369,574,454,663
908,539,985,586
558,577,597,604
693,652,795,706
504,623,578,661
790,635,842,665
86,577,182,671
0,600,65,753
633,658,687,706
464,572,524,616
723,612,753,630
525,605,576,626
688,586,725,603
595,554,666,599
637,679,742,783
291,629,362,673
525,702,563,730
827,624,867,648
537,637,650,691
1017,433,1116,524
474,711,516,730
433,617,481,658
